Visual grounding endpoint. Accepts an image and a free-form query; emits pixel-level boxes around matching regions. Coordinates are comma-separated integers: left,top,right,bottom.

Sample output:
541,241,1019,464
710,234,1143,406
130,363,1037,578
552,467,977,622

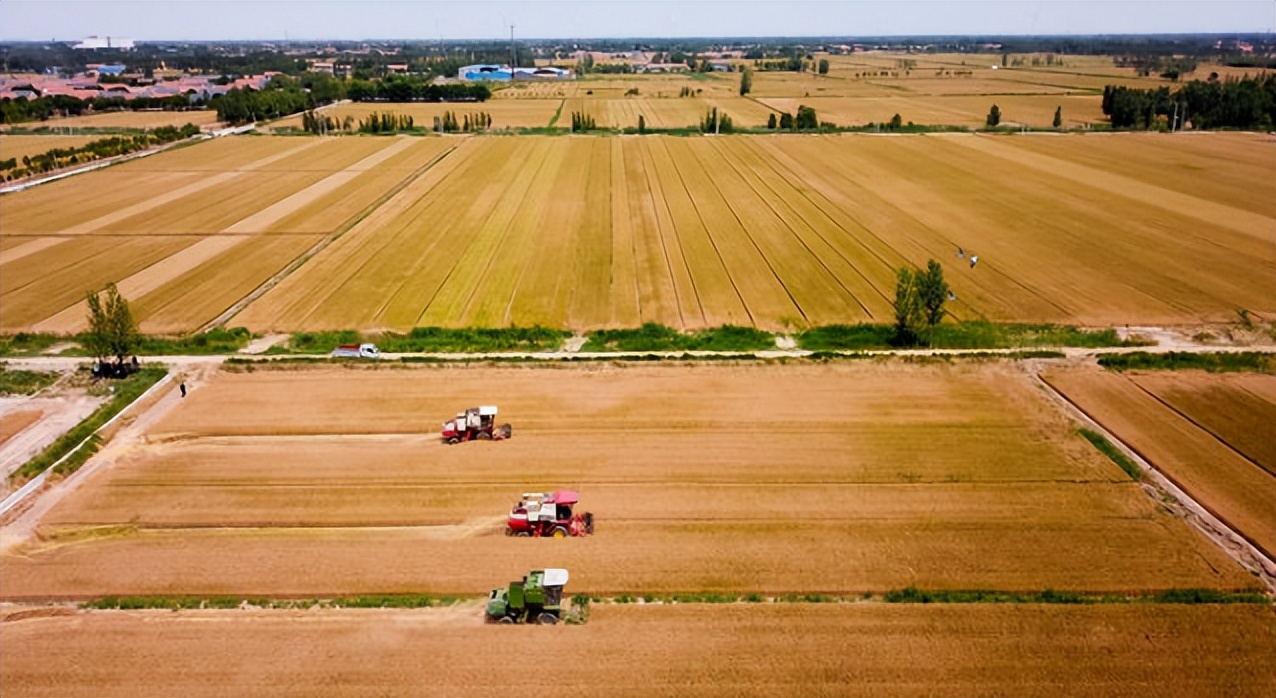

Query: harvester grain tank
507,491,593,537
442,405,512,444
485,568,569,624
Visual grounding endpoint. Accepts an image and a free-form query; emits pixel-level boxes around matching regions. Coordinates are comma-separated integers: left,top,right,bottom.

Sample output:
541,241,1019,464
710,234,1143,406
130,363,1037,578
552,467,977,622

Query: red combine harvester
507,491,593,538
442,406,512,444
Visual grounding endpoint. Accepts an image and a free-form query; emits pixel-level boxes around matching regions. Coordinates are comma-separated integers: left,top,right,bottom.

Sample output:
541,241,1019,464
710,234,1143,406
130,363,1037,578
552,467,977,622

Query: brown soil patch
1044,367,1276,559
0,410,42,447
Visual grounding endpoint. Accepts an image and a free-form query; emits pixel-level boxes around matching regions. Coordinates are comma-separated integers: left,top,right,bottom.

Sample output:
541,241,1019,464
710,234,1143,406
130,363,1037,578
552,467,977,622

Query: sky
1,0,1272,42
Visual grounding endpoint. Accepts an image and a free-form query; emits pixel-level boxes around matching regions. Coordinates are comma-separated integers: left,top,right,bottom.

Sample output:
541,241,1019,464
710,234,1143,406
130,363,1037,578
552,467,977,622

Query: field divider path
31,139,416,334
1033,371,1276,591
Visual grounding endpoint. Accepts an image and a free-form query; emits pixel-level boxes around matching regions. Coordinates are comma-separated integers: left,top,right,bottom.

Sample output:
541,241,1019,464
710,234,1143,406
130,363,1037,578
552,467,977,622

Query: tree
778,112,794,129
818,59,829,75
1053,105,1062,128
891,268,922,347
986,103,1001,127
888,113,903,130
767,113,777,129
915,259,949,329
739,67,753,96
85,282,138,370
638,114,646,134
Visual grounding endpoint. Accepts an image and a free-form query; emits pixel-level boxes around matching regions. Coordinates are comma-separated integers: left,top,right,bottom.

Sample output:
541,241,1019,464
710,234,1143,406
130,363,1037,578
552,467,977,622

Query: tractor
485,568,569,624
507,490,593,538
442,405,512,444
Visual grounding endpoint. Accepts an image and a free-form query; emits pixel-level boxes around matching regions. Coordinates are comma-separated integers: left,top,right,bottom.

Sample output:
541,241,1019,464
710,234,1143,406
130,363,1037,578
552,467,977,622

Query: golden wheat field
0,109,222,132
2,130,1271,334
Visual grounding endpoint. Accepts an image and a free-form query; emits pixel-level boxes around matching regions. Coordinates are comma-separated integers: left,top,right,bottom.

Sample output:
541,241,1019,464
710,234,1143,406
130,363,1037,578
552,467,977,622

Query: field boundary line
206,141,463,332
1033,371,1275,592
659,138,754,326
693,140,807,324
1126,378,1274,482
1,372,173,519
638,139,695,328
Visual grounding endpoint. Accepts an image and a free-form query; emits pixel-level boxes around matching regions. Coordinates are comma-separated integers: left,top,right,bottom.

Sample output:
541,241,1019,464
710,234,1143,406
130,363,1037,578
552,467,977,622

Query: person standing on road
180,382,187,398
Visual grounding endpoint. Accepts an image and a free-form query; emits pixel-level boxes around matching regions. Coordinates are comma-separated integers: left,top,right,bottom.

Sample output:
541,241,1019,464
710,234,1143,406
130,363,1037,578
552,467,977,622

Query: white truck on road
330,343,380,359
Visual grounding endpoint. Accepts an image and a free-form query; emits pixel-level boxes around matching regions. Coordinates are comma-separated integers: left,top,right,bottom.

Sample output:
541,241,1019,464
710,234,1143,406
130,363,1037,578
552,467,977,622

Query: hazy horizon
1,0,1273,43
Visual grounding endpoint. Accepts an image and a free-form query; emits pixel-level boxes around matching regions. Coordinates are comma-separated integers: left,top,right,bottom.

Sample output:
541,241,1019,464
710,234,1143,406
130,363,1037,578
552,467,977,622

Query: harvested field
0,110,221,131
1,362,1256,599
268,101,561,131
235,132,1274,332
3,604,1275,698
1,136,457,333
1043,367,1276,559
0,135,100,163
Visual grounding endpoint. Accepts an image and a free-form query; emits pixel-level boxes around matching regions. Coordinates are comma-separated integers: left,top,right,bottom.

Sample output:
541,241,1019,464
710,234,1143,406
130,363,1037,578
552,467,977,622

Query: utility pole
509,25,516,70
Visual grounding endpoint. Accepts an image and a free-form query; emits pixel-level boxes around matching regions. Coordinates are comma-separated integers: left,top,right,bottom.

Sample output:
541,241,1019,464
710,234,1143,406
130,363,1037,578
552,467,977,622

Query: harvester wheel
446,437,460,445
514,531,531,537
501,424,512,439
498,616,515,624
536,612,559,625
477,431,492,441
550,526,569,538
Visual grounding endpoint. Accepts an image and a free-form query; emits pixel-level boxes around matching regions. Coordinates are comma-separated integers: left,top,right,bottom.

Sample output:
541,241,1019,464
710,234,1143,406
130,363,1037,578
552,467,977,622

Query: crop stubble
1,362,1256,599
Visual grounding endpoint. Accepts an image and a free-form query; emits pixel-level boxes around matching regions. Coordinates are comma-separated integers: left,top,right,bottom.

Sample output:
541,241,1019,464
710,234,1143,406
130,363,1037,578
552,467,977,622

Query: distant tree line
1,94,203,125
765,105,819,131
571,112,597,132
344,76,491,103
700,107,734,133
1,123,199,181
1102,74,1276,130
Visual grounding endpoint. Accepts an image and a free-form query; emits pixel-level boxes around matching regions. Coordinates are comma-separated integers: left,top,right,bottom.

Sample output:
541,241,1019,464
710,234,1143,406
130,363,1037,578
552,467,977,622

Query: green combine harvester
485,568,569,625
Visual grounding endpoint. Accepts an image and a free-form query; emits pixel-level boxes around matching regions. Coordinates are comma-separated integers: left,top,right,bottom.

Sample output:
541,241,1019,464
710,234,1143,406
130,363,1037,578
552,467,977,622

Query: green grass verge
0,365,60,395
1078,428,1142,481
284,326,570,354
582,324,774,352
0,333,68,357
56,327,253,356
798,322,1147,351
1098,351,1273,373
10,367,167,482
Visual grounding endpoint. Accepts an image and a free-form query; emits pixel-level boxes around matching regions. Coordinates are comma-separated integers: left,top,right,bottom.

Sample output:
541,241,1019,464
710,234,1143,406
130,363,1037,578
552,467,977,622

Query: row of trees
359,112,415,133
345,76,491,103
570,112,597,132
765,105,819,131
1,94,201,125
1101,75,1276,130
1,124,200,181
700,107,734,134
437,111,492,133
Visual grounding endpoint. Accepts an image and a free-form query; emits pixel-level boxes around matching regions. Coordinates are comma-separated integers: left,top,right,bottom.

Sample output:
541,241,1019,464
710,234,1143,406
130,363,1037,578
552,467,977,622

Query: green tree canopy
85,282,138,367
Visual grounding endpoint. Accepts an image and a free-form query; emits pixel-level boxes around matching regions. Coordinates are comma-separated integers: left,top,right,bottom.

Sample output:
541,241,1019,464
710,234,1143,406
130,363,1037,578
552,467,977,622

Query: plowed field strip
946,134,1276,240
417,139,554,326
0,236,196,330
1129,373,1276,478
1,514,1250,597
500,140,588,327
29,140,411,333
1043,369,1276,559
231,139,472,329
458,141,570,326
650,138,747,326
633,138,695,327
606,138,641,326
4,605,1273,698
